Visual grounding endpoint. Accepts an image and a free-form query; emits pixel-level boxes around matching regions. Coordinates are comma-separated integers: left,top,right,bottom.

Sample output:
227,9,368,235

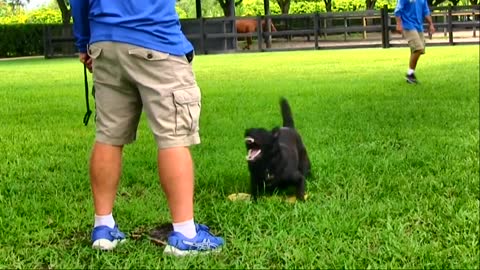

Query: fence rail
43,5,479,58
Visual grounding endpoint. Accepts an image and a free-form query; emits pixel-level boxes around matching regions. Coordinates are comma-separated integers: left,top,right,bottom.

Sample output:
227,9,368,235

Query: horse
235,19,277,50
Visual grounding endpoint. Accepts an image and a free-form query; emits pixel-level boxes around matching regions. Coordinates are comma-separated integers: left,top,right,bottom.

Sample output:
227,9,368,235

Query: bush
290,1,326,14
237,0,281,16
236,0,396,15
27,8,64,24
332,0,366,12
0,10,28,24
0,24,44,57
176,6,188,19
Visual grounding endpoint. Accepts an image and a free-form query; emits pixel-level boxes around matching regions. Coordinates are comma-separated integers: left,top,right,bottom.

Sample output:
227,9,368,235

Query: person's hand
79,52,92,72
428,24,436,35
396,23,403,34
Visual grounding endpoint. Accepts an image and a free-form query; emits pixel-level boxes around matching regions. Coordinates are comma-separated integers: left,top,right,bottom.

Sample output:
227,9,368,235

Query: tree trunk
56,0,71,25
366,0,377,10
8,0,28,11
323,0,332,12
276,0,291,14
218,0,243,17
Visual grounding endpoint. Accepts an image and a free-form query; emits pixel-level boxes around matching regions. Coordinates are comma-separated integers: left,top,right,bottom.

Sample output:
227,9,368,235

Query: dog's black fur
244,98,311,201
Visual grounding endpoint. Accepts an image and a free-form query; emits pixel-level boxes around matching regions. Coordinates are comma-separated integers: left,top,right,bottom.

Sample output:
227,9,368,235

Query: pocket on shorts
128,48,169,61
172,88,201,135
87,44,102,59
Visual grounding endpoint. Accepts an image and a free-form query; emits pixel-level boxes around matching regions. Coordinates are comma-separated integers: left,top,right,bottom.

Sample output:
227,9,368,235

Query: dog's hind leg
299,151,311,177
298,142,311,178
293,171,306,201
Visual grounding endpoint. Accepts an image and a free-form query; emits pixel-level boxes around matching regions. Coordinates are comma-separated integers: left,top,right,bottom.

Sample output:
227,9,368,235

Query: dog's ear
271,127,280,138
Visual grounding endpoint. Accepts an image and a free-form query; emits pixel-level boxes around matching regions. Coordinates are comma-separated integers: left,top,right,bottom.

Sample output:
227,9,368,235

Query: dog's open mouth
245,137,262,161
247,148,262,161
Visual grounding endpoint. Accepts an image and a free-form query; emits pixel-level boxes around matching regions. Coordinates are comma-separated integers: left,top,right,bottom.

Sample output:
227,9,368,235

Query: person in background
394,0,436,84
70,0,224,255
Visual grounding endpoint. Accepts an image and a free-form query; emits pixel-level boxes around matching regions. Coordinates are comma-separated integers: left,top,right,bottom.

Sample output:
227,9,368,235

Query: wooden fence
44,5,479,58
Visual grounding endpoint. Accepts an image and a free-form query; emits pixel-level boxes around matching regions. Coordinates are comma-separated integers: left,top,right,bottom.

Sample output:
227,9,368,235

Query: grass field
0,45,478,269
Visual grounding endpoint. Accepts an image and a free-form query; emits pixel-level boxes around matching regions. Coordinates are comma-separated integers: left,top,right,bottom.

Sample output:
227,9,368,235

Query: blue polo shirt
70,0,193,56
394,0,431,31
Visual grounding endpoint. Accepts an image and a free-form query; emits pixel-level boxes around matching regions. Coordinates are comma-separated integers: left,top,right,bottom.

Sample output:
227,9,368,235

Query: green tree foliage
176,0,224,18
426,0,474,6
238,0,281,15
0,0,474,24
428,0,448,5
176,6,188,18
27,7,62,23
0,5,63,24
290,1,326,13
237,0,397,15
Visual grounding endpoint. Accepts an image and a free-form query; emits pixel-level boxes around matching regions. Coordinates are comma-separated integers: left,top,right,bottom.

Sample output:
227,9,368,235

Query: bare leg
409,50,422,70
157,147,194,223
90,142,123,215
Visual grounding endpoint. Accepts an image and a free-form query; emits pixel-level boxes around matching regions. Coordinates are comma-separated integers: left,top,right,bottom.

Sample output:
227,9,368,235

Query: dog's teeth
246,148,262,161
246,149,261,161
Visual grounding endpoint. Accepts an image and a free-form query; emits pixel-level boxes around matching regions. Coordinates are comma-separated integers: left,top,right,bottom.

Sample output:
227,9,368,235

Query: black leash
83,64,93,126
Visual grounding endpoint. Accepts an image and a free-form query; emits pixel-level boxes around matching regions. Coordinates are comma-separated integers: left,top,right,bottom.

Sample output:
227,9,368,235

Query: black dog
244,98,311,201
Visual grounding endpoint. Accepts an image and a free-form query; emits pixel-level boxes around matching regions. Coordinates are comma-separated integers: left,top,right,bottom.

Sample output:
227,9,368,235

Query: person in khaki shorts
394,0,435,84
70,0,224,255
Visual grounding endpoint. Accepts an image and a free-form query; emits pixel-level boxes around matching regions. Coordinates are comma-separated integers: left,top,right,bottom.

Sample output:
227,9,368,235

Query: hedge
0,24,44,57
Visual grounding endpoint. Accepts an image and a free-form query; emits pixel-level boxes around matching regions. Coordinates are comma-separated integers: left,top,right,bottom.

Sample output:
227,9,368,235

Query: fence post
314,12,319,50
46,25,53,58
43,25,48,59
264,0,272,48
448,4,453,45
381,5,390,48
257,16,263,51
363,16,367,39
472,8,477,38
443,13,447,37
199,18,205,55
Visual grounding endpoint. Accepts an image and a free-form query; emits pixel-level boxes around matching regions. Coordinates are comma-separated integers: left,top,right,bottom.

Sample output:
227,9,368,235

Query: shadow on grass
131,223,173,246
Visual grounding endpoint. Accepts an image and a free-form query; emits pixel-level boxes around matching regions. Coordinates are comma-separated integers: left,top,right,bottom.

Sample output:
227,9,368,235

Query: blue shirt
70,0,193,56
394,0,431,31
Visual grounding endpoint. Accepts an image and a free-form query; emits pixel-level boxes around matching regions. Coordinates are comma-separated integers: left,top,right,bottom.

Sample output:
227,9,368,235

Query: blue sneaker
91,224,126,250
164,223,224,256
196,223,210,232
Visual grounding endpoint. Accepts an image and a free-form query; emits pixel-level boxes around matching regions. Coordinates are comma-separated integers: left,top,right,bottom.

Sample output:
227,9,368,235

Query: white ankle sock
407,68,415,75
94,213,115,229
172,219,196,239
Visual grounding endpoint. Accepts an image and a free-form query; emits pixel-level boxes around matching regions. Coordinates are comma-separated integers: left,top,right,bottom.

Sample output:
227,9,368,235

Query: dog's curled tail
280,97,294,128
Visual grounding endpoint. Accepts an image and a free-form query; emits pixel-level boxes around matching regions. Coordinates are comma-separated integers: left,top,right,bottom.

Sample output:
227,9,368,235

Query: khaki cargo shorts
403,30,426,54
87,41,200,149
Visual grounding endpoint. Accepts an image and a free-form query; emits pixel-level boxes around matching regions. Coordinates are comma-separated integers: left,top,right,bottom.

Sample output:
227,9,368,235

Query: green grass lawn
0,45,478,269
